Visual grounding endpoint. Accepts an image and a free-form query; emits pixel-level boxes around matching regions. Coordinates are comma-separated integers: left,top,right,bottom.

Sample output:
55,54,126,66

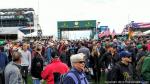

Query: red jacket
147,43,150,52
41,59,69,84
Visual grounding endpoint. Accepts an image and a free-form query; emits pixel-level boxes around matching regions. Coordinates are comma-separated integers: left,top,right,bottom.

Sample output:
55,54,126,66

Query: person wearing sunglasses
62,53,89,84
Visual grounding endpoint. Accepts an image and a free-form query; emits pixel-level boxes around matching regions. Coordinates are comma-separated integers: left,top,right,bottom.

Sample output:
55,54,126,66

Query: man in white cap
62,53,89,84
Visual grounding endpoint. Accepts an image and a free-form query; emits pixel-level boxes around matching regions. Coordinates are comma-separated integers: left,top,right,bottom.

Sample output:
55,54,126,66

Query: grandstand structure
0,8,41,40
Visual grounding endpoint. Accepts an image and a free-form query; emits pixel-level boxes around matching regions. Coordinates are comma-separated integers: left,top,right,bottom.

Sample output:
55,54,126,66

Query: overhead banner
57,20,96,29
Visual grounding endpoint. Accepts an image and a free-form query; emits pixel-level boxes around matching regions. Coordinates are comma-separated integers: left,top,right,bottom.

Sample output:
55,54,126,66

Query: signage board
58,20,96,29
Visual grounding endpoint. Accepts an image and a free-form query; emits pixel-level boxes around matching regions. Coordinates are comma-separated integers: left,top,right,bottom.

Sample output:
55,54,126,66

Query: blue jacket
46,47,52,62
0,52,8,70
63,68,89,84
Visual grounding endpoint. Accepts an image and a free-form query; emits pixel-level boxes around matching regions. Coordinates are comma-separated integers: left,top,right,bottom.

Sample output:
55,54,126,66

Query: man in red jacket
41,50,69,84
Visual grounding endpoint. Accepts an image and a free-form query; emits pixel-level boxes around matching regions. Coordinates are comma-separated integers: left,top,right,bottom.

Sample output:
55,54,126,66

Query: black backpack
53,72,61,84
107,63,121,81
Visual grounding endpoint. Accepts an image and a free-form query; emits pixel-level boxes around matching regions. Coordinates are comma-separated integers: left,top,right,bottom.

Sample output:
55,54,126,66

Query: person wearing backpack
4,51,23,84
62,53,89,84
41,50,69,84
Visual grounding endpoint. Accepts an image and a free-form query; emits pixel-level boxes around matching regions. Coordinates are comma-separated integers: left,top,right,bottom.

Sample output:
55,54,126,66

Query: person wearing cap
4,51,23,84
107,51,133,82
136,45,148,62
62,53,89,84
41,50,69,84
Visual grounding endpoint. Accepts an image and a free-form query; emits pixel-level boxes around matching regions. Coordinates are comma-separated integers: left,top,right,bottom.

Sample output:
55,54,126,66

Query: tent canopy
143,30,150,35
24,31,37,37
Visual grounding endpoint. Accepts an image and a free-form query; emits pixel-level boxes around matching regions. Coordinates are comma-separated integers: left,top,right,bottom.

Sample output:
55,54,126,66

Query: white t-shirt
20,50,31,67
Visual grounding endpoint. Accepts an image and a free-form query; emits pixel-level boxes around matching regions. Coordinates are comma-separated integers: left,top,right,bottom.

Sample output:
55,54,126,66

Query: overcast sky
0,0,150,37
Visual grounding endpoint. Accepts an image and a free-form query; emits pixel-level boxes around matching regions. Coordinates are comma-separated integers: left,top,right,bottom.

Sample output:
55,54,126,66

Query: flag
124,22,150,33
98,32,104,38
104,28,110,36
111,29,116,38
130,22,150,28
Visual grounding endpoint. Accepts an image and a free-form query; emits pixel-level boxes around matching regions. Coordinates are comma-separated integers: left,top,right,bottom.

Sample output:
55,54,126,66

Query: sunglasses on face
124,56,131,58
77,61,85,64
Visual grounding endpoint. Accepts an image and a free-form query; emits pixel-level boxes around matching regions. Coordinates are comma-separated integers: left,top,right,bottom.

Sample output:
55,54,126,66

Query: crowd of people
0,36,150,84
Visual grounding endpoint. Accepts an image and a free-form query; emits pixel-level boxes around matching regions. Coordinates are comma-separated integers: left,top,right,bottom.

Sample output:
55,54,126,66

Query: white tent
24,31,38,37
18,30,25,41
143,30,150,35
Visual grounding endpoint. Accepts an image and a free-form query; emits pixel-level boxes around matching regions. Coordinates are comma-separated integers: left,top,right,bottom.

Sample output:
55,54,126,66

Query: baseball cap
137,44,142,49
70,53,85,63
119,51,131,58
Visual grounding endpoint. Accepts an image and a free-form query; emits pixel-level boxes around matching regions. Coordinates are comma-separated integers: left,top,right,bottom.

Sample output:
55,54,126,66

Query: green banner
58,20,96,29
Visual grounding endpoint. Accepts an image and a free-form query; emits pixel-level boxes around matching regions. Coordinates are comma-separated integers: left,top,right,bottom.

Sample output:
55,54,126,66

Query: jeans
32,79,40,84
